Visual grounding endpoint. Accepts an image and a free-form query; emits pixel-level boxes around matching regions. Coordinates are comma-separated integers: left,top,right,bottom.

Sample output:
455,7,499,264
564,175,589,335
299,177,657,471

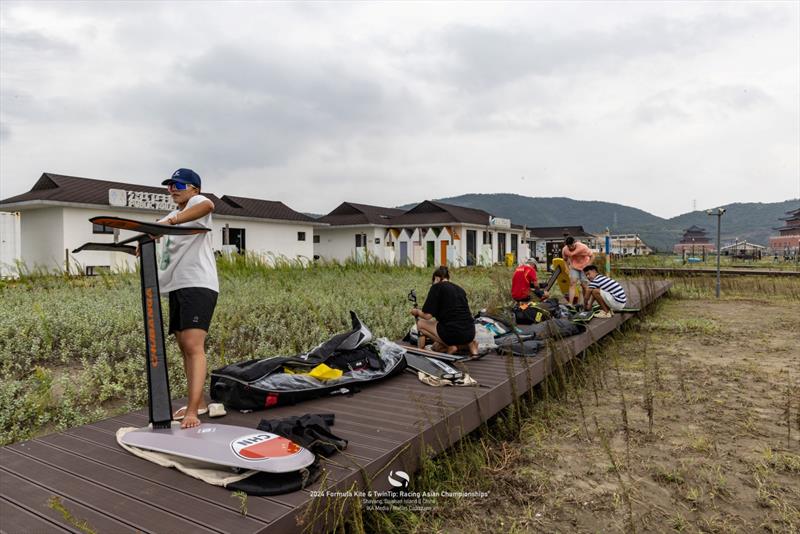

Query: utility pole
706,208,726,298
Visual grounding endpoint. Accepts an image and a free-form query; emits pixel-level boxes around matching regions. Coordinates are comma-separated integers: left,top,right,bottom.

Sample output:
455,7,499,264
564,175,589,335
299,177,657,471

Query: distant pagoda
768,206,800,252
673,225,715,254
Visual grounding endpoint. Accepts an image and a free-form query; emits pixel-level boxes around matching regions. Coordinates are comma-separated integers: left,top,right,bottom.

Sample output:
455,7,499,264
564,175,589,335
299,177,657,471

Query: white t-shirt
158,194,219,294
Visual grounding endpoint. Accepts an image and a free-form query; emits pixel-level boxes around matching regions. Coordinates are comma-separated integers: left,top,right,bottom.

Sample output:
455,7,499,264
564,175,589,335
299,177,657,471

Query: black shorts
436,321,475,347
168,287,218,334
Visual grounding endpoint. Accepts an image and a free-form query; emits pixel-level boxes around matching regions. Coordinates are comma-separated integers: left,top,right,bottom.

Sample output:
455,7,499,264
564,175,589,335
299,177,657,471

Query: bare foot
446,345,458,355
431,341,447,352
181,413,201,429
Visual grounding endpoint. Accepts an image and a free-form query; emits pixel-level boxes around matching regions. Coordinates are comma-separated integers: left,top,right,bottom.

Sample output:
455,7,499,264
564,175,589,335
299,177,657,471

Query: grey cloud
432,9,784,91
0,28,79,56
100,45,430,172
633,84,773,124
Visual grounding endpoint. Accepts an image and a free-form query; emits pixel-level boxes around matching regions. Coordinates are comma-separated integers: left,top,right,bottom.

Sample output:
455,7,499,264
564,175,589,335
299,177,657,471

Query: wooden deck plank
0,471,136,534
1,448,219,534
1,498,73,534
7,440,266,533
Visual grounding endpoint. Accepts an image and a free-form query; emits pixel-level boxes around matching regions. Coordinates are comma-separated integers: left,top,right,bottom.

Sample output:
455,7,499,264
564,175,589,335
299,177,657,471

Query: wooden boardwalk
618,266,799,277
1,280,670,534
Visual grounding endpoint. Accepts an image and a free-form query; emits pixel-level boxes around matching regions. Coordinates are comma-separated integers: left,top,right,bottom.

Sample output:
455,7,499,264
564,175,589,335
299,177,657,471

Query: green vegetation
0,258,511,445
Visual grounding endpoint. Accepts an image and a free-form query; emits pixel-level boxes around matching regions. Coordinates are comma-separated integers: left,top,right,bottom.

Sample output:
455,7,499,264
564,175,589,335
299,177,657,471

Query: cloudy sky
1,1,798,217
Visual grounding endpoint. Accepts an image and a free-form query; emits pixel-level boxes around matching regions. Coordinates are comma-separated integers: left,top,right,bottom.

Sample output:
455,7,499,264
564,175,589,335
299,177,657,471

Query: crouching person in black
410,266,478,357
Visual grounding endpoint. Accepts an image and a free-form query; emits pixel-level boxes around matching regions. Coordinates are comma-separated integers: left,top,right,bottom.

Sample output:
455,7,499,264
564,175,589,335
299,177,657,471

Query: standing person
561,236,594,305
511,257,549,302
410,266,478,356
158,168,218,429
582,264,627,318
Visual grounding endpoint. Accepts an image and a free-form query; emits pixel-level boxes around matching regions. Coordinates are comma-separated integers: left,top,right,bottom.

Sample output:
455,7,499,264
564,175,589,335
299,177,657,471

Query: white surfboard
120,423,316,473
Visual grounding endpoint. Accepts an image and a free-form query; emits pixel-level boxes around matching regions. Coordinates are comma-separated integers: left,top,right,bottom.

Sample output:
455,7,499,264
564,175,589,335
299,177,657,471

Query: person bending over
511,257,549,302
410,266,478,356
583,265,627,318
157,168,218,429
561,235,594,305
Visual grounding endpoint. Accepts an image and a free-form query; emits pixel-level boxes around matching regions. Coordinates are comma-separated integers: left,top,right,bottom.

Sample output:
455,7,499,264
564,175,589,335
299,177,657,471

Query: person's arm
411,309,433,320
584,281,595,307
166,198,214,226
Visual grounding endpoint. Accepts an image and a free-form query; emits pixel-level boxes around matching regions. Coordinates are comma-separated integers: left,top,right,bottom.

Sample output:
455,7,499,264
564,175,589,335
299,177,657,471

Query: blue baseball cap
162,168,201,188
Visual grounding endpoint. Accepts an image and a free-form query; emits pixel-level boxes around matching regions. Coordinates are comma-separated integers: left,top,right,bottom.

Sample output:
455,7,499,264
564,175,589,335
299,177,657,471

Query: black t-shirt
422,281,473,326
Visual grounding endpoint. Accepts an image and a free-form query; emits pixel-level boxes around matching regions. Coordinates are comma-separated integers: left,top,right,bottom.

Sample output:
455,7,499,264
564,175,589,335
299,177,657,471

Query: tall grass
0,260,511,444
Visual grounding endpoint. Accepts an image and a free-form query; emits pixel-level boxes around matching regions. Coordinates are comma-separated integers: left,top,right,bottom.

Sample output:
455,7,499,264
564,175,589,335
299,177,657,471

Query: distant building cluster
769,207,800,255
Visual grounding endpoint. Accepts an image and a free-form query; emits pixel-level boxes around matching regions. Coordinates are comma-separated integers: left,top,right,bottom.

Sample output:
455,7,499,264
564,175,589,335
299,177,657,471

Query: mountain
400,194,798,252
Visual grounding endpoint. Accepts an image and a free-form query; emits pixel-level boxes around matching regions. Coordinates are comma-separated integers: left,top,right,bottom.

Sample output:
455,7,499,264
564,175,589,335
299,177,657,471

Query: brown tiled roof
220,195,316,223
527,226,594,239
0,173,317,223
318,202,405,226
388,200,493,226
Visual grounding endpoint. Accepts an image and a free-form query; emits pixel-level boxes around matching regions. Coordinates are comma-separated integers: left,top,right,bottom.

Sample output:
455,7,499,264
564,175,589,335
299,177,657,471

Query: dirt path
429,298,800,533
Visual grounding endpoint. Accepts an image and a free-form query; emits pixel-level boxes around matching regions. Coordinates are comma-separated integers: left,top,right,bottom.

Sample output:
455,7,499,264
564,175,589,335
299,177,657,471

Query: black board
90,216,209,236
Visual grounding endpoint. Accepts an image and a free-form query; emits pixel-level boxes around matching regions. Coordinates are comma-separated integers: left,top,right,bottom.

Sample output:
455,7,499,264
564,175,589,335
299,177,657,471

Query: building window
298,232,306,241
92,223,114,234
313,235,320,244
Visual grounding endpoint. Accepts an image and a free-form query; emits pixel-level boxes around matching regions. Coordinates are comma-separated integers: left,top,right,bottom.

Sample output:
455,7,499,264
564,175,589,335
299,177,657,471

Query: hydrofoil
74,216,315,473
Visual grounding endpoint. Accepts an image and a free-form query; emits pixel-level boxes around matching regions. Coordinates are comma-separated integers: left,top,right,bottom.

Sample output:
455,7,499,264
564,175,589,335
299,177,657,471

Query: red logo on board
230,433,301,461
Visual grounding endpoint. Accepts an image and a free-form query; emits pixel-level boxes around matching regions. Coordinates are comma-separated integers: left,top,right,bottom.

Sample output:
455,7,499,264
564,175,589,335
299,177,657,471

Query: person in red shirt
511,258,549,302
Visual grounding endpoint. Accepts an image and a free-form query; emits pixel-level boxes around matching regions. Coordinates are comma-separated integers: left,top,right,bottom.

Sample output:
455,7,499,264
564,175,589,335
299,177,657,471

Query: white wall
20,208,67,271
62,207,143,272
214,218,314,262
0,212,21,277
18,206,316,273
314,226,388,262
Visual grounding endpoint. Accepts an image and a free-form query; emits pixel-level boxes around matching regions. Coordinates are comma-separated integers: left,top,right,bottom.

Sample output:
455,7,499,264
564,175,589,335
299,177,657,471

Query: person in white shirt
157,168,218,429
583,265,627,318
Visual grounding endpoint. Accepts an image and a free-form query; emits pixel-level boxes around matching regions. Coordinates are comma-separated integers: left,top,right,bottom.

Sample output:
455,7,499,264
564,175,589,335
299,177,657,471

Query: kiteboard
551,258,572,296
120,424,315,473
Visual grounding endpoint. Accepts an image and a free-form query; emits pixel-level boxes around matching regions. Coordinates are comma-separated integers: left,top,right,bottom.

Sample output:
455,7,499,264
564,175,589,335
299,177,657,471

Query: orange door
440,241,448,266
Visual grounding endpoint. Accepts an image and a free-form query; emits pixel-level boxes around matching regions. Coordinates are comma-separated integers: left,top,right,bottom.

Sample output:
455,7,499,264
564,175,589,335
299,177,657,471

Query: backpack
513,301,551,325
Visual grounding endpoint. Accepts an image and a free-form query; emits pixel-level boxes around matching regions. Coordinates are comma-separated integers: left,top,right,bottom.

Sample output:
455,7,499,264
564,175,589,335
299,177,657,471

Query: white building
314,202,406,263
316,200,528,267
0,173,326,274
592,233,653,256
0,212,21,277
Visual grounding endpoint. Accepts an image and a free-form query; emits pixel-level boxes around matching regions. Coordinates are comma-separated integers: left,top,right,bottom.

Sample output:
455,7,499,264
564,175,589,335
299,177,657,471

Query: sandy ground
430,297,800,533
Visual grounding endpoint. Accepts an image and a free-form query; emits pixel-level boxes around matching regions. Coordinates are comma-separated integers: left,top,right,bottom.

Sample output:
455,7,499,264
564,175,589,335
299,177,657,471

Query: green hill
403,194,798,252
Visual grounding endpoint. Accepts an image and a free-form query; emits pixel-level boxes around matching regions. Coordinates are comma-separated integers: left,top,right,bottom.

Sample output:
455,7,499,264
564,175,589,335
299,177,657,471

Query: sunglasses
167,182,190,191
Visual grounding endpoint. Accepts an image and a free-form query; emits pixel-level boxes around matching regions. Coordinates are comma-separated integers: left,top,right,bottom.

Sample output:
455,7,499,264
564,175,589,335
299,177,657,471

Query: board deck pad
120,424,316,473
90,216,210,236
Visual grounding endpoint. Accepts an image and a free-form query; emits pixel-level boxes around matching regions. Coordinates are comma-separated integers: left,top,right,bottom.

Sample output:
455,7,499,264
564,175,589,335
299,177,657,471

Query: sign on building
489,217,511,229
109,189,176,211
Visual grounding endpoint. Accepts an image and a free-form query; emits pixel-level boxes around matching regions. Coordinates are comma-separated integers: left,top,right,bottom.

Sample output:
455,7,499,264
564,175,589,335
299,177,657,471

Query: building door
511,234,518,262
497,233,506,263
440,241,448,266
466,230,476,266
399,242,408,266
426,241,435,267
546,241,564,270
229,228,246,253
